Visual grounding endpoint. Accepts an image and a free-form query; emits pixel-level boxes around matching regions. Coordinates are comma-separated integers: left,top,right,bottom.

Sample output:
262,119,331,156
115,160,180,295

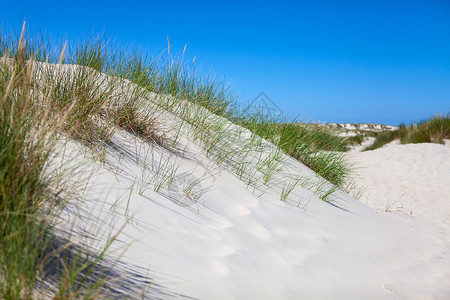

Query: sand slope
347,142,450,299
50,133,450,299
348,143,450,224
42,64,450,298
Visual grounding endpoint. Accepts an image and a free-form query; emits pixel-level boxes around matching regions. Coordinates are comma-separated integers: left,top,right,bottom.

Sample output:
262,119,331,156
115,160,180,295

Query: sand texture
41,64,449,299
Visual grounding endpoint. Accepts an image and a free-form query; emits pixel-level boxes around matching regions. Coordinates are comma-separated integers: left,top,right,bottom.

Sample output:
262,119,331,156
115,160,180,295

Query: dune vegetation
0,23,354,298
239,119,350,186
363,113,450,151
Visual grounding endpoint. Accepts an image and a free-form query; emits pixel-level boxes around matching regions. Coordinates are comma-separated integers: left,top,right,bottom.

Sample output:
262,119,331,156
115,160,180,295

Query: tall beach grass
364,113,450,151
0,23,149,298
0,22,355,298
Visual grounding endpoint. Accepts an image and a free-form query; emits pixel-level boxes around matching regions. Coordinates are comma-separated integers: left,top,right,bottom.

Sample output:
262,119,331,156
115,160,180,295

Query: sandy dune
347,142,450,298
347,142,450,225
39,64,449,299
51,126,450,298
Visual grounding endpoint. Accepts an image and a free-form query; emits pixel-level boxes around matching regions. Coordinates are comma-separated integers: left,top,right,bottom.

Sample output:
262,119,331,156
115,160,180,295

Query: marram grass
0,22,355,298
364,113,450,151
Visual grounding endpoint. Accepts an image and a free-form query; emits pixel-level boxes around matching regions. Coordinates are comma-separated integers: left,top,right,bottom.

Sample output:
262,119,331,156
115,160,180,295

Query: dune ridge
45,64,450,299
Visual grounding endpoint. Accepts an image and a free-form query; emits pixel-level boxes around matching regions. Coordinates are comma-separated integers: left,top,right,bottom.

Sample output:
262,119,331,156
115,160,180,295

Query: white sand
347,143,450,292
50,132,450,299
347,143,450,220
43,64,449,299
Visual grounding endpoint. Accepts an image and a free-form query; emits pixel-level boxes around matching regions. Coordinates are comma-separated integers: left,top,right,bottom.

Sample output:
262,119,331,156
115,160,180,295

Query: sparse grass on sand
364,113,450,151
239,117,351,187
1,22,354,298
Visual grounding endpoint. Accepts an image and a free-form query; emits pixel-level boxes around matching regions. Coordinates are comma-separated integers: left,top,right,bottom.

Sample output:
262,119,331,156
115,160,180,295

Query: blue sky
1,0,449,125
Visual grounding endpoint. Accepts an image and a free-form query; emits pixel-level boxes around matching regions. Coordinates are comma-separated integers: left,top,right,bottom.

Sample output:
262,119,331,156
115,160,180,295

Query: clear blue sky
1,0,449,125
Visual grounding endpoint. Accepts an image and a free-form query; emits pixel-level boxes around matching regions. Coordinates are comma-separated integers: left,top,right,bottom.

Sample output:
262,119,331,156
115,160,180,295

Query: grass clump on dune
240,116,351,187
61,35,352,188
403,113,450,144
363,129,402,151
0,21,356,297
0,28,68,298
2,22,353,192
0,24,145,299
0,30,73,298
364,113,450,151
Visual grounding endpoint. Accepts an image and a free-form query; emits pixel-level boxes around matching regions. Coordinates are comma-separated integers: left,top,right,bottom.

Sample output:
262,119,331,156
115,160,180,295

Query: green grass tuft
364,114,449,151
0,22,358,297
239,117,351,187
